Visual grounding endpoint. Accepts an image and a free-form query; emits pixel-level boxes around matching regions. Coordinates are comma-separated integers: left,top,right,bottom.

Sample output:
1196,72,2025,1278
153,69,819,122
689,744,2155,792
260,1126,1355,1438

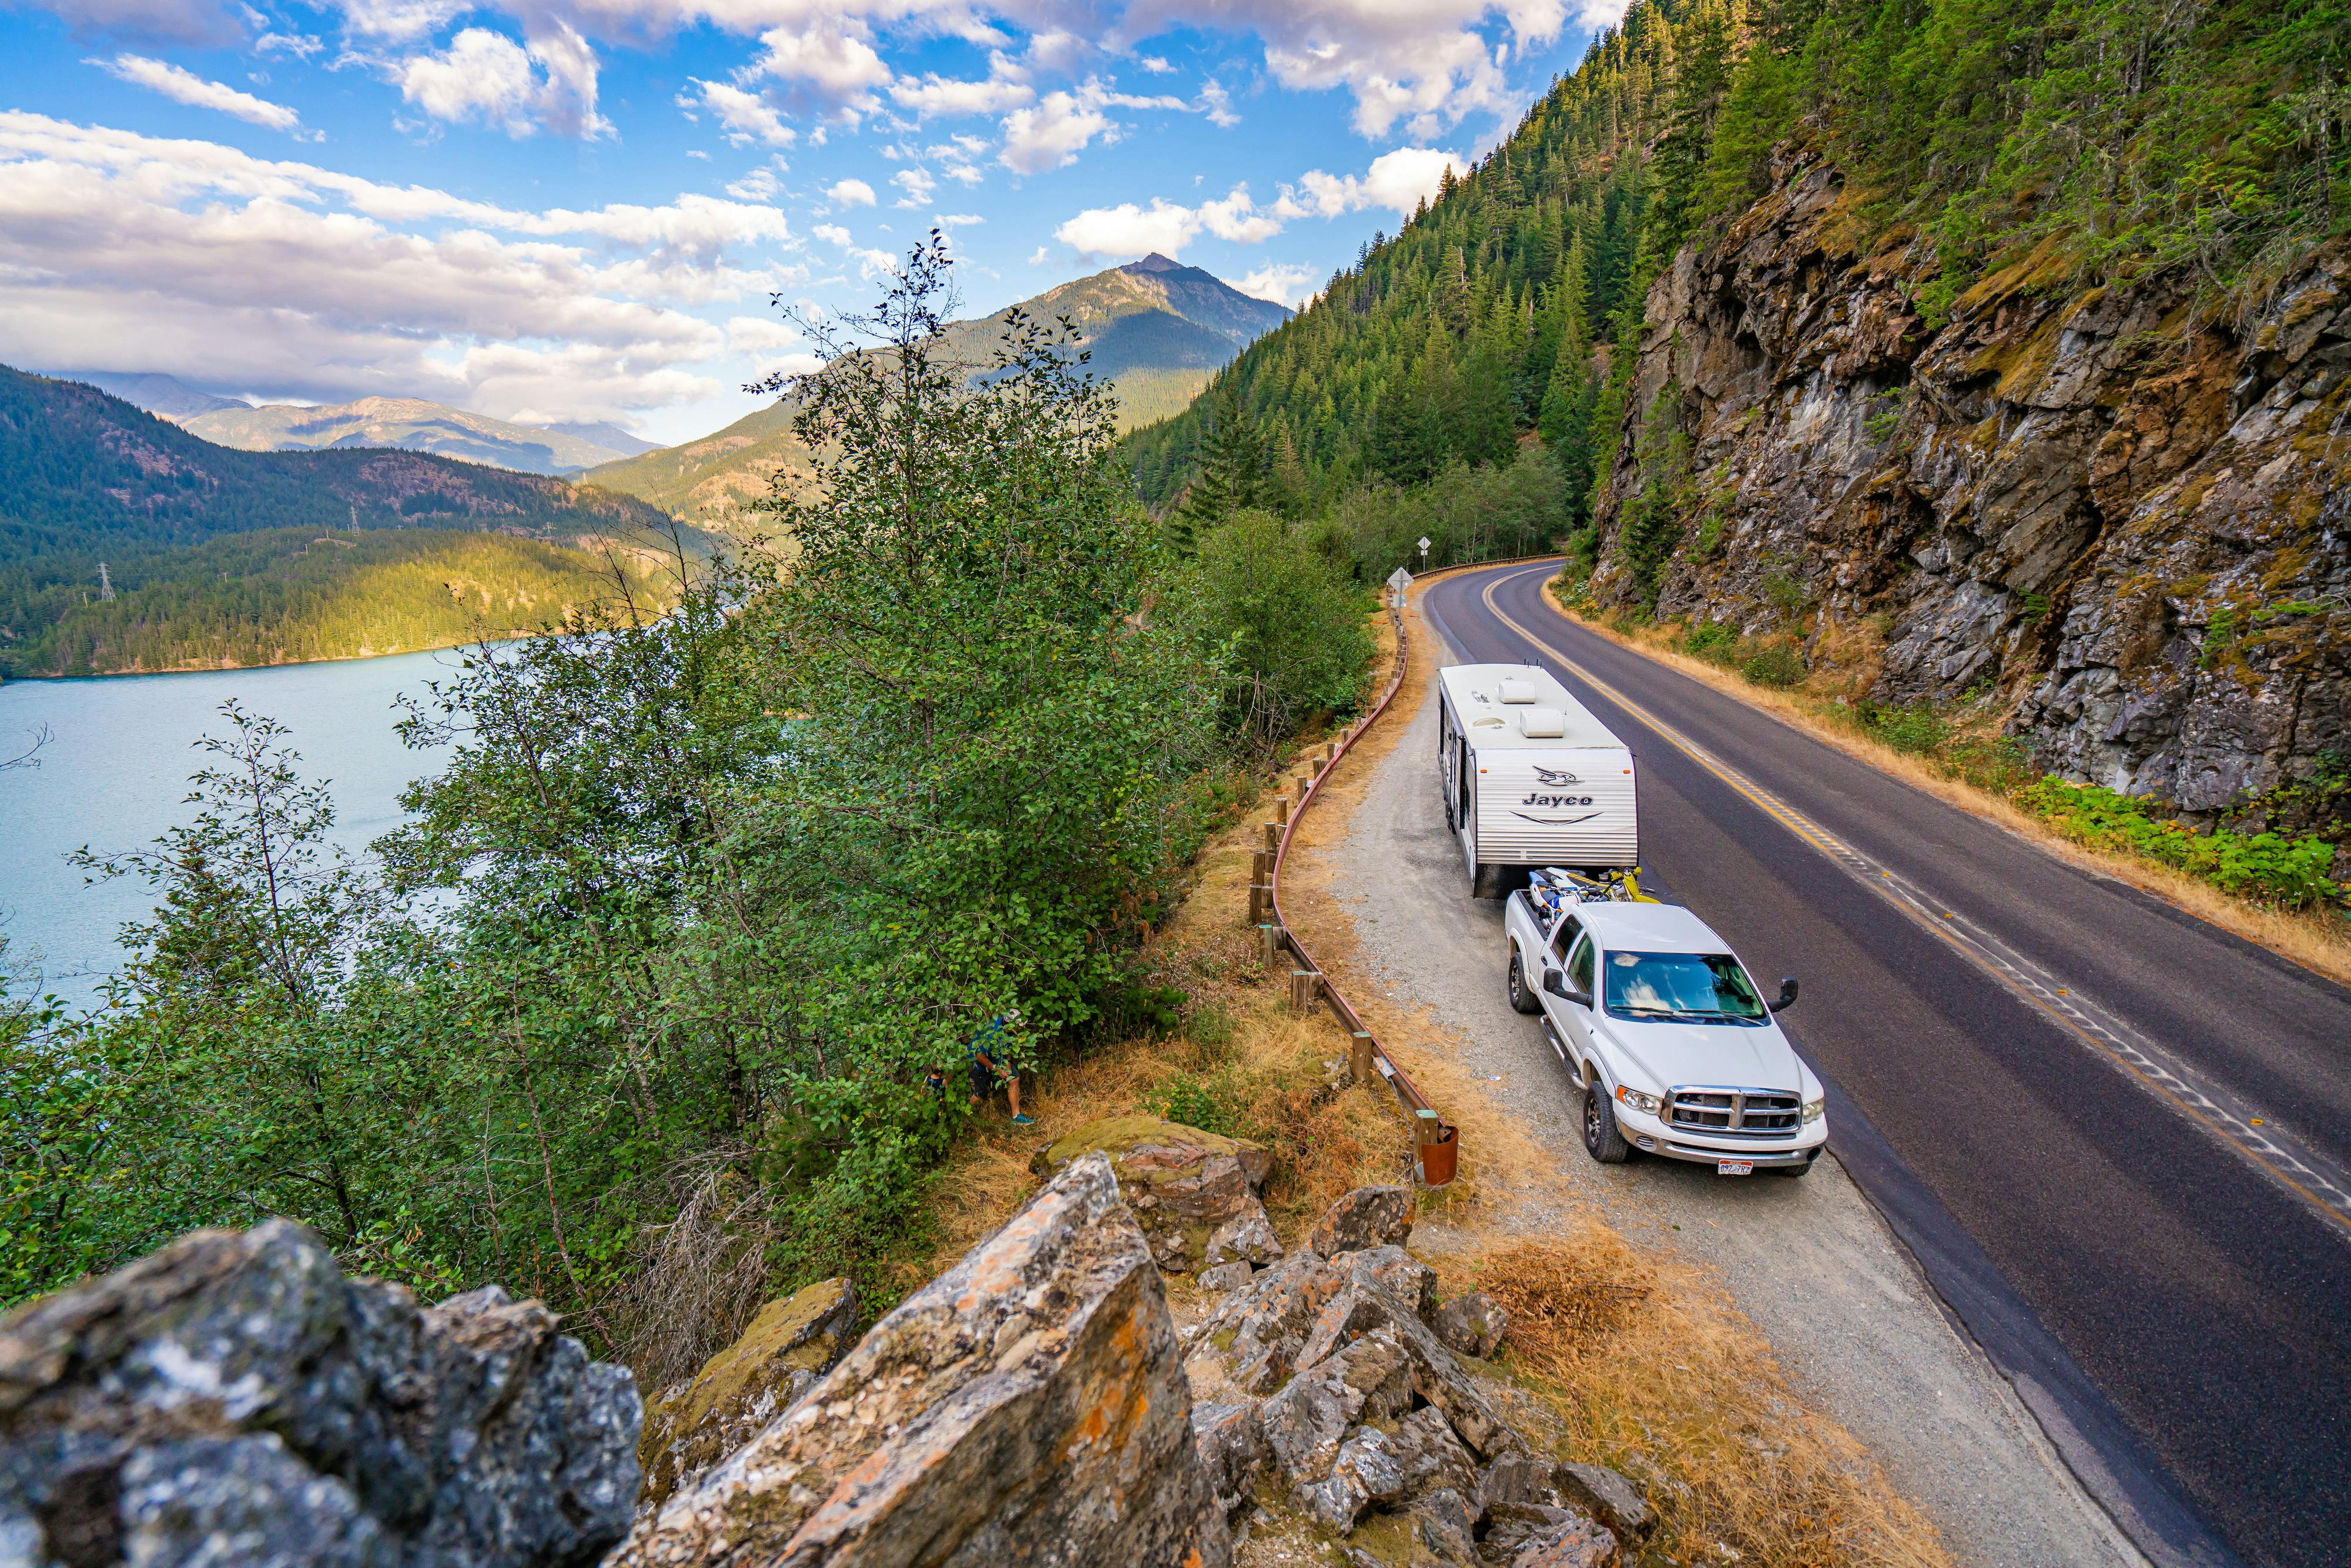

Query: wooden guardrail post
1290,970,1322,1013
1259,923,1283,970
1348,1031,1375,1086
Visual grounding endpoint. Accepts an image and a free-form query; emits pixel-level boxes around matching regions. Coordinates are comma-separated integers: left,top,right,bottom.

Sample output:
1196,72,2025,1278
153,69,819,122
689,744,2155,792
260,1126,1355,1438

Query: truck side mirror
1543,970,1590,1008
1769,976,1799,1013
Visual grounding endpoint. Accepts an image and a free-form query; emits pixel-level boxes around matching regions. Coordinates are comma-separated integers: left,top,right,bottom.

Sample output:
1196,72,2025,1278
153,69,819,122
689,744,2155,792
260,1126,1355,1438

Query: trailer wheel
1582,1083,1632,1164
1506,950,1542,1014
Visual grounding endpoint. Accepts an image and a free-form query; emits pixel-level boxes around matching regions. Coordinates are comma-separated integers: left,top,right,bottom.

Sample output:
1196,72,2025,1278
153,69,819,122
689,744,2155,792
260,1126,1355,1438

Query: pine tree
1173,386,1267,552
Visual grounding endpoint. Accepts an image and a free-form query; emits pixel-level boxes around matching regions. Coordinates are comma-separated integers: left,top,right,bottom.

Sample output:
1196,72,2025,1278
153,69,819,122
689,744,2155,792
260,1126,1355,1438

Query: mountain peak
1123,253,1185,274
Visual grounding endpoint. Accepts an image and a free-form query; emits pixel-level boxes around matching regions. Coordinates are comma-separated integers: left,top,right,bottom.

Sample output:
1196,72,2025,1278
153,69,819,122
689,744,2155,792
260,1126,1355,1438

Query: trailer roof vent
1498,679,1539,704
1519,707,1569,738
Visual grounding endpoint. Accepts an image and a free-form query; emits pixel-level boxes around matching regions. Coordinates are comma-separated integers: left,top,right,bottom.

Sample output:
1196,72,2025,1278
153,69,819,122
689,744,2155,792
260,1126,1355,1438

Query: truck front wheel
1506,950,1542,1015
1582,1083,1632,1164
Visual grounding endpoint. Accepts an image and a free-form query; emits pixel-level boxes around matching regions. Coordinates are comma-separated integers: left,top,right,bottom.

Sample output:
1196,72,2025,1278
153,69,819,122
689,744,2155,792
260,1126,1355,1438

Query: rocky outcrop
1180,1192,1646,1566
0,1219,640,1568
1592,145,2349,822
636,1276,858,1510
1029,1115,1275,1272
614,1150,1230,1568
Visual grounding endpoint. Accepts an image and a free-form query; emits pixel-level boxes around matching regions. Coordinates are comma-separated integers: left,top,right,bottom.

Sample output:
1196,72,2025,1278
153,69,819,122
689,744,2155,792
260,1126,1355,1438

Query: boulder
1197,1261,1255,1295
1555,1461,1653,1542
0,1219,640,1568
1029,1115,1273,1272
637,1276,858,1509
1295,1425,1408,1531
1259,1333,1411,1485
1508,1512,1618,1568
1306,1186,1414,1259
1388,1406,1479,1500
1292,1286,1512,1458
612,1151,1229,1568
1432,1291,1508,1361
1478,1452,1561,1513
1406,1487,1481,1565
1344,1245,1439,1324
1204,1202,1282,1269
1191,1401,1269,1520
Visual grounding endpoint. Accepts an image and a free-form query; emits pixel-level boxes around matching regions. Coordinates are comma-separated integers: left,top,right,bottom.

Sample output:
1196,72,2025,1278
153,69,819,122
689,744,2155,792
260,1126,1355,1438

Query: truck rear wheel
1506,951,1542,1015
1582,1083,1632,1164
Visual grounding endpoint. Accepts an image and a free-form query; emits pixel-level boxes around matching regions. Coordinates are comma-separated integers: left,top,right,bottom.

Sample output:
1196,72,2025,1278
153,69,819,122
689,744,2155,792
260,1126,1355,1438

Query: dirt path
1277,595,2144,1568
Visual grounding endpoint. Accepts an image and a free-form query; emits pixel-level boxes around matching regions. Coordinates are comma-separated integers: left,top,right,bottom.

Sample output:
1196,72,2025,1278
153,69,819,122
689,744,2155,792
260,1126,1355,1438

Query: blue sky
0,0,1625,444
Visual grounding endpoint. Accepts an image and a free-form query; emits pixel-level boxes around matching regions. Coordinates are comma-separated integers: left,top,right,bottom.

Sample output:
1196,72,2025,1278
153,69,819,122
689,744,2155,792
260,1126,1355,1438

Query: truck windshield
1603,951,1767,1024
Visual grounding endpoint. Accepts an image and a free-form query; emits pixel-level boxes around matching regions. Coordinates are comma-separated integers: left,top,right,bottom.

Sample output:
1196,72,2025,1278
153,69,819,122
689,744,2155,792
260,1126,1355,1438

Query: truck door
1549,925,1599,1065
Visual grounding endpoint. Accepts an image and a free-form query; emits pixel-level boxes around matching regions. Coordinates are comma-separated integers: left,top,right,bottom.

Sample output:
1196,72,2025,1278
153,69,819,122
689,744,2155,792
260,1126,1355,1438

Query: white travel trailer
1436,663,1639,897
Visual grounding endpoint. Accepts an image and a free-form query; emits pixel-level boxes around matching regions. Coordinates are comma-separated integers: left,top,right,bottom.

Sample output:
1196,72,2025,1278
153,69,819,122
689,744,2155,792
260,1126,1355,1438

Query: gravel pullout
1297,603,2144,1568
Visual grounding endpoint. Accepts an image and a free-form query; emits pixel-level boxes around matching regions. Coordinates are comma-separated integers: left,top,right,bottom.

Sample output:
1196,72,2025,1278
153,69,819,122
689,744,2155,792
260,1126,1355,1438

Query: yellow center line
1469,564,2351,1237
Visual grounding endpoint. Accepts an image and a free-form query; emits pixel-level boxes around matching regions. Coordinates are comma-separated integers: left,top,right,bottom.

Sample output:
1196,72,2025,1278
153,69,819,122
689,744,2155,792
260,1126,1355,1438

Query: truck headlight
1802,1096,1825,1124
1615,1085,1660,1117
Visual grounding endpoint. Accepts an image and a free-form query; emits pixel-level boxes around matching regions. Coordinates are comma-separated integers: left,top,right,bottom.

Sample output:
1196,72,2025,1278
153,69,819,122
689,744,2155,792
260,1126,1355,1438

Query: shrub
2018,777,2345,909
1740,641,1807,687
1685,622,1737,661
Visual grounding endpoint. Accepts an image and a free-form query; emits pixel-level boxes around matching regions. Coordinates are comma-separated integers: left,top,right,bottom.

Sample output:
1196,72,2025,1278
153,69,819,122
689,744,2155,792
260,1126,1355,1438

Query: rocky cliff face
1589,148,2350,820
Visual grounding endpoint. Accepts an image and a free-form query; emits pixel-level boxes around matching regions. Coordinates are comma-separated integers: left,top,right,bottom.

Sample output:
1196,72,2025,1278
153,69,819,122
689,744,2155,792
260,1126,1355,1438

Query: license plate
1717,1160,1755,1177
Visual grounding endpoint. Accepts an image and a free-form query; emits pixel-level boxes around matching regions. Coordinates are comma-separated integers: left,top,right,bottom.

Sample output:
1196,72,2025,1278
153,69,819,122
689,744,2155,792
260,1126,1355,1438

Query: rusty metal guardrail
1252,552,1563,1187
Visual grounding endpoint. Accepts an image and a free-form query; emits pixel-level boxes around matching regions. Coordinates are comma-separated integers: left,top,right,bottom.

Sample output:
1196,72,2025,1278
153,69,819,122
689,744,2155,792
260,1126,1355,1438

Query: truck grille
1665,1087,1802,1138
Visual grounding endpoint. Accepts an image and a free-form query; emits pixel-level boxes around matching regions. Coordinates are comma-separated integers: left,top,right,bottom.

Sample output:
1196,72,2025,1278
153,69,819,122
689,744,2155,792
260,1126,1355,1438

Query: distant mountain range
0,366,682,675
584,254,1290,528
54,372,663,475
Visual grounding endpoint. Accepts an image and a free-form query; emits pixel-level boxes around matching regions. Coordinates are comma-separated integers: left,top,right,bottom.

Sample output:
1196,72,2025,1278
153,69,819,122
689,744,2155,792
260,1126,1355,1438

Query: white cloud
725,313,805,354
1275,147,1468,219
1199,183,1278,243
1197,78,1238,128
1027,244,1048,263
1054,196,1198,260
997,87,1109,174
12,0,243,46
890,71,1032,116
681,79,795,148
890,166,935,206
253,31,323,57
1237,262,1318,309
812,222,853,245
725,163,784,201
749,19,891,125
397,24,609,139
1136,54,1173,73
340,0,468,42
825,176,876,206
0,111,800,421
96,52,303,132
933,212,982,227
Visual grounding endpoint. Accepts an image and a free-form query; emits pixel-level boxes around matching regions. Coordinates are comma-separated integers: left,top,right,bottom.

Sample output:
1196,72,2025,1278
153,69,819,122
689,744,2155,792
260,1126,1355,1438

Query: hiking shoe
1011,1114,1034,1124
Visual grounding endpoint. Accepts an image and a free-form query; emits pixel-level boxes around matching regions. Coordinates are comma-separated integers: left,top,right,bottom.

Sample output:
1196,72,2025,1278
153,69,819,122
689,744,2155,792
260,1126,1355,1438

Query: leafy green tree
1193,510,1374,752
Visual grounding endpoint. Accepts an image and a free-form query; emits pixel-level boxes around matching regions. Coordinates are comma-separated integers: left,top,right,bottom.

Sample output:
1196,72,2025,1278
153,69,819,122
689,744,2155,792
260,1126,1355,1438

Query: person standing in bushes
969,1009,1032,1124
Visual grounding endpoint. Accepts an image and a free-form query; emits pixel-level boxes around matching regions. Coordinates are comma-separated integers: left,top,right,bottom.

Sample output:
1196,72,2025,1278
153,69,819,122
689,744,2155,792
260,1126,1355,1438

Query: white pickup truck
1502,872,1827,1175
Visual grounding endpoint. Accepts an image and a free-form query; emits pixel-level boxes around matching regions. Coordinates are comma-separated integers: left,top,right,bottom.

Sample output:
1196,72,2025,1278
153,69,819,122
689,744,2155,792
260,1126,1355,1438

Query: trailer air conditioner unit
1519,708,1568,738
1498,679,1539,704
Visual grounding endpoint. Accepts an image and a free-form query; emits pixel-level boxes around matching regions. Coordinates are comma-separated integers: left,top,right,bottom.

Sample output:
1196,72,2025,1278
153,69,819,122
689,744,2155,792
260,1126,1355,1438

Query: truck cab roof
1565,898,1732,955
1438,664,1622,751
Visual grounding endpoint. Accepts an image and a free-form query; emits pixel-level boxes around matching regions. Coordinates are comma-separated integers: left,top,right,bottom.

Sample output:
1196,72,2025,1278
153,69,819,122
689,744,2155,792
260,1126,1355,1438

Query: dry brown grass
1540,578,2351,990
1442,1235,1952,1568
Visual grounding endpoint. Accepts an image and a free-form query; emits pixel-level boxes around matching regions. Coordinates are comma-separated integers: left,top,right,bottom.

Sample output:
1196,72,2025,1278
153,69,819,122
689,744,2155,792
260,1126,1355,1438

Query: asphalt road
1419,561,2351,1568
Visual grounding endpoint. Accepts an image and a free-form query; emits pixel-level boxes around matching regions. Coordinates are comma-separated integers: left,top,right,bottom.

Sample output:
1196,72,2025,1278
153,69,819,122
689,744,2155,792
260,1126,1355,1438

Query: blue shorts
969,1060,997,1096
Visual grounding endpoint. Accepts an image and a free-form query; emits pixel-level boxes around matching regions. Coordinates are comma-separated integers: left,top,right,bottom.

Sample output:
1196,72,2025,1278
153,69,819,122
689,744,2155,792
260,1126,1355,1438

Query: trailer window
1602,951,1767,1024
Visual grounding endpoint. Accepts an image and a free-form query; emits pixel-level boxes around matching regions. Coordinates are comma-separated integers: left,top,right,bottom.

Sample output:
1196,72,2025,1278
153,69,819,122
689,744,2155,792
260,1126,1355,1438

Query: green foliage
1193,510,1374,750
1739,641,1809,687
0,243,1325,1345
2018,776,2346,907
1685,621,1737,659
1326,447,1576,582
1150,1076,1238,1137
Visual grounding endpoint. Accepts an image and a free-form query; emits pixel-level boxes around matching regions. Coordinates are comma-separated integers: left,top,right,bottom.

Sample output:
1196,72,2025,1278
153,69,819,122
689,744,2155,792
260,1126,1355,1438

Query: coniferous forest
1127,0,2343,571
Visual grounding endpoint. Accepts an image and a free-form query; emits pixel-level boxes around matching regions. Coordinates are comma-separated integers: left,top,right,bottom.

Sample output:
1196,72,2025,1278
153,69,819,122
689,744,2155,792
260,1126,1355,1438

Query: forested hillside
1133,0,2346,829
0,367,683,674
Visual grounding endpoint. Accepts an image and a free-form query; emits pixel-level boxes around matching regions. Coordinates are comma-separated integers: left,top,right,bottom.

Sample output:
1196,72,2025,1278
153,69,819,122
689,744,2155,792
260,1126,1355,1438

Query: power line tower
97,562,116,602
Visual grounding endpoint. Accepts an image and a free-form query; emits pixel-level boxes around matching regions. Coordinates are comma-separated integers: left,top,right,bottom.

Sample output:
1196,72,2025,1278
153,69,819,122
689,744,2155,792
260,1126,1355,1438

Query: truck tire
1506,950,1542,1014
1581,1083,1632,1164
1774,1154,1816,1178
